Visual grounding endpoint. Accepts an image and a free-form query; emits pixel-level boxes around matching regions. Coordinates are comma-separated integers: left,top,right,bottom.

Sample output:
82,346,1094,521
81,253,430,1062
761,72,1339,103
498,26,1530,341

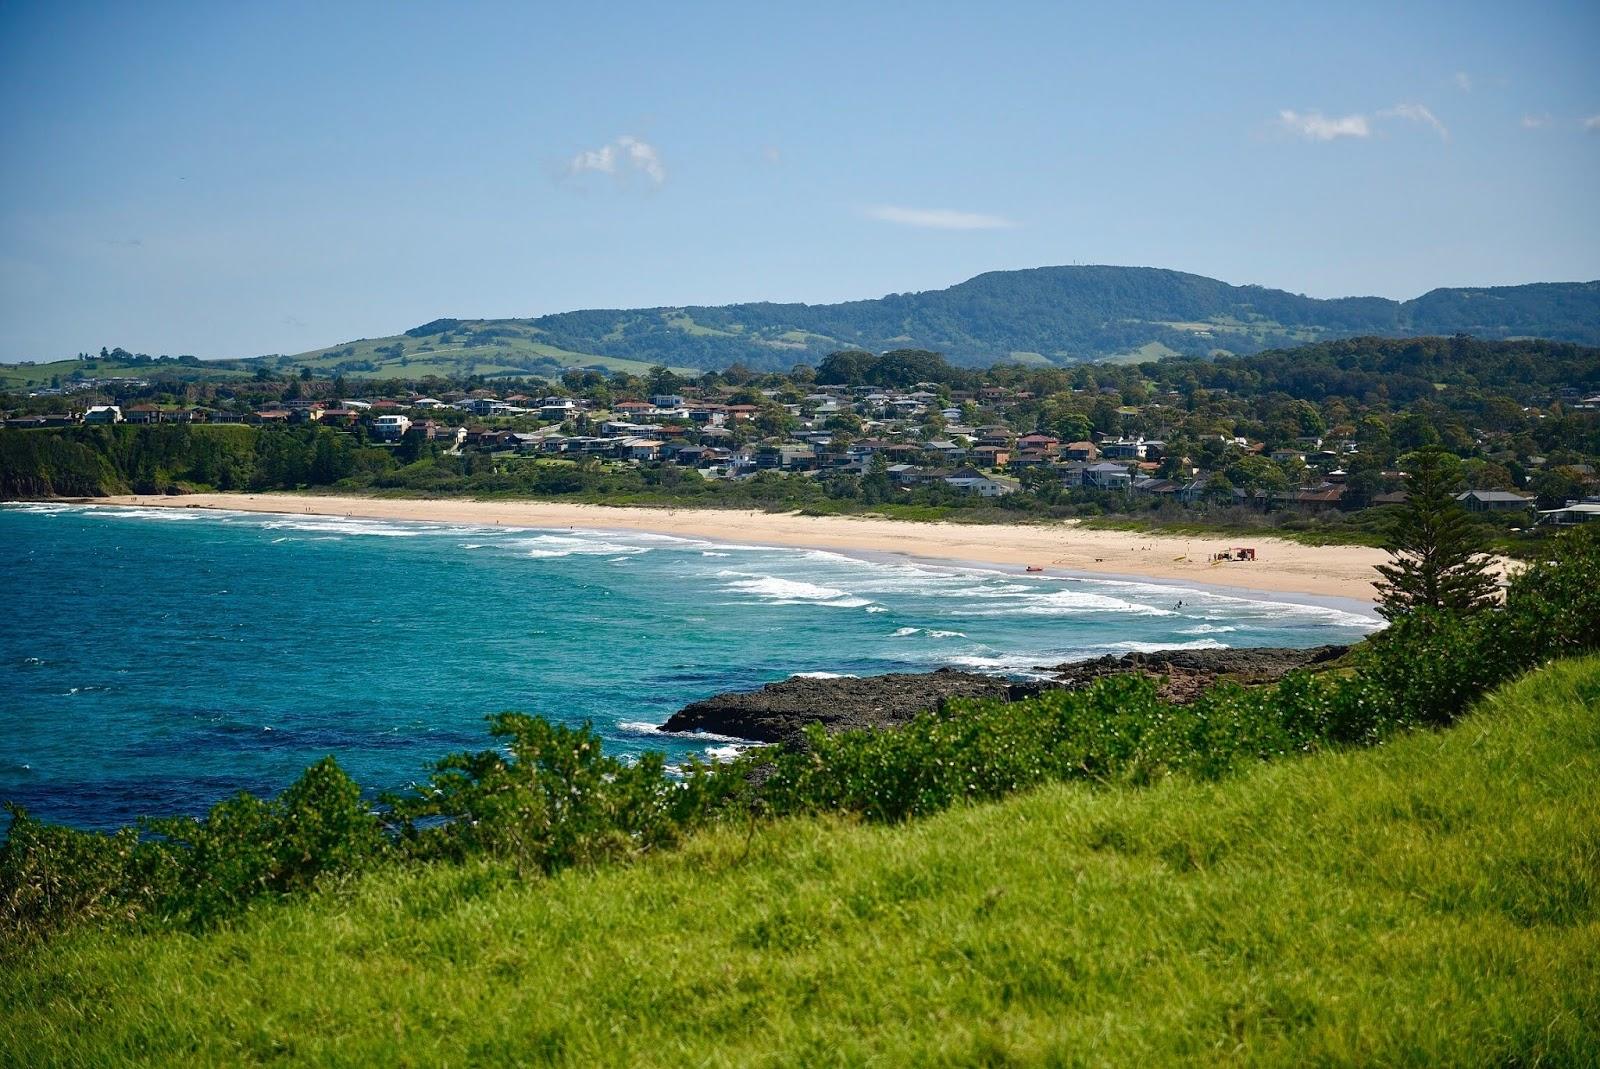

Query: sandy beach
93,492,1395,602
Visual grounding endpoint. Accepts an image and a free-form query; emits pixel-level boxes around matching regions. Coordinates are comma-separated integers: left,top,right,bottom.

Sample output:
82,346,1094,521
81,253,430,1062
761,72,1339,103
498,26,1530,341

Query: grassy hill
271,320,698,381
282,267,1600,375
5,267,1595,383
5,655,1596,1066
0,356,253,391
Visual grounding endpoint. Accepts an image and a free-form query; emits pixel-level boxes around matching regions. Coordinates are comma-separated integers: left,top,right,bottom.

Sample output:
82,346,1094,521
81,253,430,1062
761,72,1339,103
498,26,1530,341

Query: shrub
386,715,737,876
5,527,1598,940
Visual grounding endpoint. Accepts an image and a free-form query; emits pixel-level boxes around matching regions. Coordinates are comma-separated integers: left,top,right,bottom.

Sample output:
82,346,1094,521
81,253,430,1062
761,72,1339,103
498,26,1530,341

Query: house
539,400,579,421
83,405,122,425
1538,501,1600,525
922,440,966,462
124,404,166,424
1083,462,1133,490
1062,441,1099,462
1277,485,1347,510
1455,489,1535,513
971,446,1011,468
317,408,361,426
620,438,663,461
1015,434,1059,456
371,414,412,441
944,467,1019,497
1099,438,1147,461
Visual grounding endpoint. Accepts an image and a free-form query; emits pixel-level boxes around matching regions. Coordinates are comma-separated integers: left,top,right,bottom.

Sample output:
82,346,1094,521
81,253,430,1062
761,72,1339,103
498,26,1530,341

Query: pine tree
1374,447,1499,620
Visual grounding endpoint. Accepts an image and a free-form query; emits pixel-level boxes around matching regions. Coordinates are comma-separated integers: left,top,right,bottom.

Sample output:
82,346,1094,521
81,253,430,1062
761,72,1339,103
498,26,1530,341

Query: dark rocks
1043,645,1350,704
660,668,1052,745
658,646,1350,744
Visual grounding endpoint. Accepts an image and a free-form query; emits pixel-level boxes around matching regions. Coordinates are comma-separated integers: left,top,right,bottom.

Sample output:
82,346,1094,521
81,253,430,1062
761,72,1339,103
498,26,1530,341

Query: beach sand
96,492,1394,602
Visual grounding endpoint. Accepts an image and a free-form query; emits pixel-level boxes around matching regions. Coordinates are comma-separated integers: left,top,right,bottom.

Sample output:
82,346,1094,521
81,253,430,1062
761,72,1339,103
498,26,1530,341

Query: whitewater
0,503,1379,829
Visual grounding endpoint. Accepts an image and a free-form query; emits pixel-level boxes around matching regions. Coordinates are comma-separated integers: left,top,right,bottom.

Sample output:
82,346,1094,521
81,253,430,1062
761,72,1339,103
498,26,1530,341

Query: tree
1373,448,1498,620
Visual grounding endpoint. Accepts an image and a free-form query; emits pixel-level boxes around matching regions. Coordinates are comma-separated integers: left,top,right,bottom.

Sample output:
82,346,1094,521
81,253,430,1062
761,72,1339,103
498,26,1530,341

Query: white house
372,414,412,441
944,467,1019,497
83,405,123,425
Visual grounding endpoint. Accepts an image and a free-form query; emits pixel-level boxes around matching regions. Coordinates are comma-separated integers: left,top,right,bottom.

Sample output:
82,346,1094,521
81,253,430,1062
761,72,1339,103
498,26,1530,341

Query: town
5,338,1598,531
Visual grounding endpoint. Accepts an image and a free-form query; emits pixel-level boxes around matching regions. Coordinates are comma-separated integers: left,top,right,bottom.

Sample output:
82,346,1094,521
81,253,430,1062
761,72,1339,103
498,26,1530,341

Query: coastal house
1062,441,1099,462
1455,489,1535,513
1538,500,1600,525
124,404,166,424
971,446,1011,468
83,405,123,425
1083,462,1133,490
371,414,412,441
944,467,1019,497
1099,438,1147,461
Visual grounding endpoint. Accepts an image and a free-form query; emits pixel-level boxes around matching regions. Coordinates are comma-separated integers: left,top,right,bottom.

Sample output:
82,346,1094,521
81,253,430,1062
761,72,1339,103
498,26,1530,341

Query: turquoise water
0,503,1379,830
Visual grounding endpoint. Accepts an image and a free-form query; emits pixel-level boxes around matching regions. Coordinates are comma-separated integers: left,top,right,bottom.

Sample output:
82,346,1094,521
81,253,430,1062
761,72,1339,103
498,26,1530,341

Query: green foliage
1374,447,1500,620
454,268,1600,372
1,758,382,937
5,529,1597,944
5,656,1599,1066
816,348,962,387
0,431,123,497
386,715,735,876
0,425,379,500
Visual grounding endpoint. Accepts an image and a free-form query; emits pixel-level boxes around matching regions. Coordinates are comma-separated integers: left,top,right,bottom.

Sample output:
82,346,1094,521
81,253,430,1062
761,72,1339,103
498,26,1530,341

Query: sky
1,0,1597,361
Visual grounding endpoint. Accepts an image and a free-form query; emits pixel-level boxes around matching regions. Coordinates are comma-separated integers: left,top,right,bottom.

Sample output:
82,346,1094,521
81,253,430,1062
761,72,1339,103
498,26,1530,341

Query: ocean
0,503,1381,831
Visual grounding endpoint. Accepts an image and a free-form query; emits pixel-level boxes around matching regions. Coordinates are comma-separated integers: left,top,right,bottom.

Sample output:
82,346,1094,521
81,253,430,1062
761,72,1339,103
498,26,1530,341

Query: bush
5,528,1598,940
386,715,738,876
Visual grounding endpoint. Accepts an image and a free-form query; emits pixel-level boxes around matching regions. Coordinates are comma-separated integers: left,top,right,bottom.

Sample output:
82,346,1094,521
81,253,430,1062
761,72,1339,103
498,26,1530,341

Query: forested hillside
276,266,1600,377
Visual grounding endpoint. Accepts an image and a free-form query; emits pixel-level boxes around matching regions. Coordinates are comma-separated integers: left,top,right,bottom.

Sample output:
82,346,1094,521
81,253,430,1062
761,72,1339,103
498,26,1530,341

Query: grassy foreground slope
5,658,1599,1067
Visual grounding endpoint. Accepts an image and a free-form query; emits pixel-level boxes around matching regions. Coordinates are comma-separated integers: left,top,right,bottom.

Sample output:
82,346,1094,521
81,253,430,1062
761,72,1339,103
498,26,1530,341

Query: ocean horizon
1,502,1380,831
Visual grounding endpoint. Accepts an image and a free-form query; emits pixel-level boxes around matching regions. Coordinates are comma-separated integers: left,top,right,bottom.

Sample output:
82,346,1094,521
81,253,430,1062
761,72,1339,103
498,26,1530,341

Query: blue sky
1,0,1596,361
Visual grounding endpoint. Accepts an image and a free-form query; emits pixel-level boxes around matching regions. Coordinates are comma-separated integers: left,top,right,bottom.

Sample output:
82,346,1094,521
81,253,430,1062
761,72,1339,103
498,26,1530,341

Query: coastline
90,492,1392,603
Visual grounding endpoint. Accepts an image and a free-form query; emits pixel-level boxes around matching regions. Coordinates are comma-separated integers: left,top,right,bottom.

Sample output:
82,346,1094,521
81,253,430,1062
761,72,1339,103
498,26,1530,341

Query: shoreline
83,492,1392,604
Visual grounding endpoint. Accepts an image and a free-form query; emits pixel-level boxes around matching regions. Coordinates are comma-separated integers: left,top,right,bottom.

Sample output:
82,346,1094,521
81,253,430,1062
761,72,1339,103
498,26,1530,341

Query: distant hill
273,266,1599,377
8,266,1595,383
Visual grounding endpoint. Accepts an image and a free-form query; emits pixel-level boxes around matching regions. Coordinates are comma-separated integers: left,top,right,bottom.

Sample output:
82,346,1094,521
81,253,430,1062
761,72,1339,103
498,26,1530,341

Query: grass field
0,358,252,389
3,657,1597,1066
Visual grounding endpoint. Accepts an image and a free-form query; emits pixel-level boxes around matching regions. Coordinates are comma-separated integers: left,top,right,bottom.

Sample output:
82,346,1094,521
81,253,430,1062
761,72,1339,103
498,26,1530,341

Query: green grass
4,657,1597,1066
1077,513,1394,548
0,358,251,389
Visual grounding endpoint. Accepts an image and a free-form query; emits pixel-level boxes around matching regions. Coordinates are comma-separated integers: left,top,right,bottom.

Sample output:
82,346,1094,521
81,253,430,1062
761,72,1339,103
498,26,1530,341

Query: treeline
1145,334,1600,406
4,527,1597,941
0,425,390,499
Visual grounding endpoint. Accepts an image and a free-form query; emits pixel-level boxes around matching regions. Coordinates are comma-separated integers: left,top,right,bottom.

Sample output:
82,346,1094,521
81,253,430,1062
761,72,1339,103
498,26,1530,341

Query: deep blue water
0,503,1379,830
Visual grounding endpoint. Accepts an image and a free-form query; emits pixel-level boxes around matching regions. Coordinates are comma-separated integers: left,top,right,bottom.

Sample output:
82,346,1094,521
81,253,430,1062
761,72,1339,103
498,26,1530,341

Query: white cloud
1453,71,1472,93
1380,103,1450,141
863,205,1017,230
1521,114,1551,129
1276,109,1370,141
1275,104,1450,143
567,135,665,185
1584,115,1600,132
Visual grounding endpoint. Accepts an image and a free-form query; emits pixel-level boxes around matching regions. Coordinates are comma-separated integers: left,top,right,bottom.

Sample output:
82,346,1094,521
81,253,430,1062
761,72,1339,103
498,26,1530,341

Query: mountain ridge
270,265,1600,378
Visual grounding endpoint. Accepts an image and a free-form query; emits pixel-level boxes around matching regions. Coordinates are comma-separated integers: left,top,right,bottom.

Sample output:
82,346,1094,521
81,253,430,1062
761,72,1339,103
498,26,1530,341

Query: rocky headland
660,645,1350,745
